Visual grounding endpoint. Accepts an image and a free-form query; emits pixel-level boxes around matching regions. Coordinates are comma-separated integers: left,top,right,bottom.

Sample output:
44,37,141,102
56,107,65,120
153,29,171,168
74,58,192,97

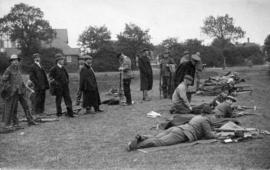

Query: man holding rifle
117,53,133,105
160,50,175,98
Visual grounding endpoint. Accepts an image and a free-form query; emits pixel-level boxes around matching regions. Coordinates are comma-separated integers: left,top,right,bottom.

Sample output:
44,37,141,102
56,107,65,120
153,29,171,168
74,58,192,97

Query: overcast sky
0,0,269,47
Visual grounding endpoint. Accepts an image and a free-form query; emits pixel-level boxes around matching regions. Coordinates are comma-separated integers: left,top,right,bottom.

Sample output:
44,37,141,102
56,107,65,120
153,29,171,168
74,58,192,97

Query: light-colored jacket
172,82,191,108
120,55,132,79
1,64,26,99
178,115,216,141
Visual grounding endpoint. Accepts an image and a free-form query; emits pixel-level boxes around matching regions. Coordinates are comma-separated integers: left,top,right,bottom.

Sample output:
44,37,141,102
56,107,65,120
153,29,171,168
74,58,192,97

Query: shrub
0,53,10,73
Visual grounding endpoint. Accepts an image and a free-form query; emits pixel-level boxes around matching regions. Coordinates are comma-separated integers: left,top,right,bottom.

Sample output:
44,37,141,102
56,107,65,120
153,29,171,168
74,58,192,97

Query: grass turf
0,65,269,169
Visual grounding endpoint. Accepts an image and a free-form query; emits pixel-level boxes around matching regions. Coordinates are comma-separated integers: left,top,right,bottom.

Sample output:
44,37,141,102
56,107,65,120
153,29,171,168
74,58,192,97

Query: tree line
0,3,269,73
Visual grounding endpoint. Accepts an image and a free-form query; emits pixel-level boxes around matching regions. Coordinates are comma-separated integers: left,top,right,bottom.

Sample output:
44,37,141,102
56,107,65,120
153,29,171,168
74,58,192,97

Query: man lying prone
127,106,217,151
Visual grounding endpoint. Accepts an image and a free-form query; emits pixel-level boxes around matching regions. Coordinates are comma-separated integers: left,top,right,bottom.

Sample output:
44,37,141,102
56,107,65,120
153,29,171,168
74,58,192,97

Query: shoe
65,113,75,118
95,109,104,113
13,124,24,130
127,139,138,152
143,97,151,101
28,121,39,126
84,109,94,114
57,113,63,117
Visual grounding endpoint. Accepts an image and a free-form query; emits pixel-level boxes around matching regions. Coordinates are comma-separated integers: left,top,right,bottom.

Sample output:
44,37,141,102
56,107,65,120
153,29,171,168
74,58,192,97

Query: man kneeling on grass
170,75,194,114
127,106,217,151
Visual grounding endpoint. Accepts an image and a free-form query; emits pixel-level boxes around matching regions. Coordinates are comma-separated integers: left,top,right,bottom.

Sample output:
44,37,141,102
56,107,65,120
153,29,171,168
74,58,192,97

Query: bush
92,47,119,72
0,53,10,73
40,47,63,72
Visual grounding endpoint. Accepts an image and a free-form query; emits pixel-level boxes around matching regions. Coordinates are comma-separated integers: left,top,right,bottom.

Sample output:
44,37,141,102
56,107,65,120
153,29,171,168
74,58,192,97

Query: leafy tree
201,14,245,68
78,25,111,55
0,3,54,65
264,34,270,61
184,38,203,54
39,47,63,72
116,23,153,69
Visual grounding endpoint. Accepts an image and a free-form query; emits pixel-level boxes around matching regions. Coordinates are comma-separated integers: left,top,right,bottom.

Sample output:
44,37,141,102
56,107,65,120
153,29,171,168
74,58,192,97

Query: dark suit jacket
49,65,69,95
29,63,49,91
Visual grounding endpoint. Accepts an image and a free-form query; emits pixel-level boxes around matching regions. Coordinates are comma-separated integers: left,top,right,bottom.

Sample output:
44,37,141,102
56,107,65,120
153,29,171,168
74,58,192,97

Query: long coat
29,63,49,91
79,64,101,108
138,56,153,91
173,61,195,89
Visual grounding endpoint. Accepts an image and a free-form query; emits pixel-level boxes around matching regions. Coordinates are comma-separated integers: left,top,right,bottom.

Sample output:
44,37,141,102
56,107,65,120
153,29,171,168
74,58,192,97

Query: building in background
0,29,80,72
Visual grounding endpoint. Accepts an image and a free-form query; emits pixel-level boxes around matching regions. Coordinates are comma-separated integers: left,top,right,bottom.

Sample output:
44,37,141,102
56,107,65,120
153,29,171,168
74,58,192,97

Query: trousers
162,76,172,98
34,89,46,114
123,78,132,104
55,85,73,115
4,91,34,126
137,127,188,149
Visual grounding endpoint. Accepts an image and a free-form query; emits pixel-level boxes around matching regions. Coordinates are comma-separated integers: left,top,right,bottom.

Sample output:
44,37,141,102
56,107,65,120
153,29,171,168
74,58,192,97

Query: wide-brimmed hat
55,53,64,61
226,96,237,102
184,75,193,82
32,53,41,59
191,54,201,62
9,54,20,61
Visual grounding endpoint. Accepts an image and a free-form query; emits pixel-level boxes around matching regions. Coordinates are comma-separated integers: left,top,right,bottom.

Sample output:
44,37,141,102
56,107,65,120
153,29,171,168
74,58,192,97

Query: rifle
159,63,162,99
119,69,125,105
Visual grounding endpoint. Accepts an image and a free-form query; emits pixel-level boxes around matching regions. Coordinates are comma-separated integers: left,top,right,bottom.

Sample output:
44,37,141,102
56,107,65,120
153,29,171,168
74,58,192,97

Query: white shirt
35,61,41,68
57,63,63,68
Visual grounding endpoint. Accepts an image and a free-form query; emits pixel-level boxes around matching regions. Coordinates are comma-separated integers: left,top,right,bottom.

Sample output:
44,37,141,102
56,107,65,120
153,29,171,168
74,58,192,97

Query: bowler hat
55,53,64,61
191,54,201,62
32,53,40,59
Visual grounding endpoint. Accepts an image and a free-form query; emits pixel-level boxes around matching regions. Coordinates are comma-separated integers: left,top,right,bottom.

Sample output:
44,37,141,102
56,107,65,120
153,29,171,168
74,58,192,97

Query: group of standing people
0,48,203,130
1,52,104,129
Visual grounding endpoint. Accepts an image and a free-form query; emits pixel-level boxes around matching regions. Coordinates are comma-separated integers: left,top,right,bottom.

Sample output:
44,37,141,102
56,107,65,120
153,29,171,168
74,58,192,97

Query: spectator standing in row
173,52,201,102
117,53,133,105
79,55,103,113
160,50,175,98
1,54,38,129
29,53,49,115
49,53,74,117
138,49,153,101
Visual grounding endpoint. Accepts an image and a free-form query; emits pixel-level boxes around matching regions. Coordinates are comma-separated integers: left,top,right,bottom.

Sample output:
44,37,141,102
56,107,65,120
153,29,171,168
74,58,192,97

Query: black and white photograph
0,0,270,169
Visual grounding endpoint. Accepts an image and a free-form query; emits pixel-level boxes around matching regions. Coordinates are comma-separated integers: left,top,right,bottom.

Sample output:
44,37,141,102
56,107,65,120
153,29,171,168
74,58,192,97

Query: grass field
0,65,270,169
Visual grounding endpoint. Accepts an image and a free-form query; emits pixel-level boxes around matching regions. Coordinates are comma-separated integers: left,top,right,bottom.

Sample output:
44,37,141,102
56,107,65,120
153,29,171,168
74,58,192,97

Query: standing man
1,54,38,128
79,55,103,113
173,53,201,102
29,53,49,115
117,53,132,105
160,51,175,98
138,49,153,101
49,53,74,117
179,50,190,64
170,75,194,114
